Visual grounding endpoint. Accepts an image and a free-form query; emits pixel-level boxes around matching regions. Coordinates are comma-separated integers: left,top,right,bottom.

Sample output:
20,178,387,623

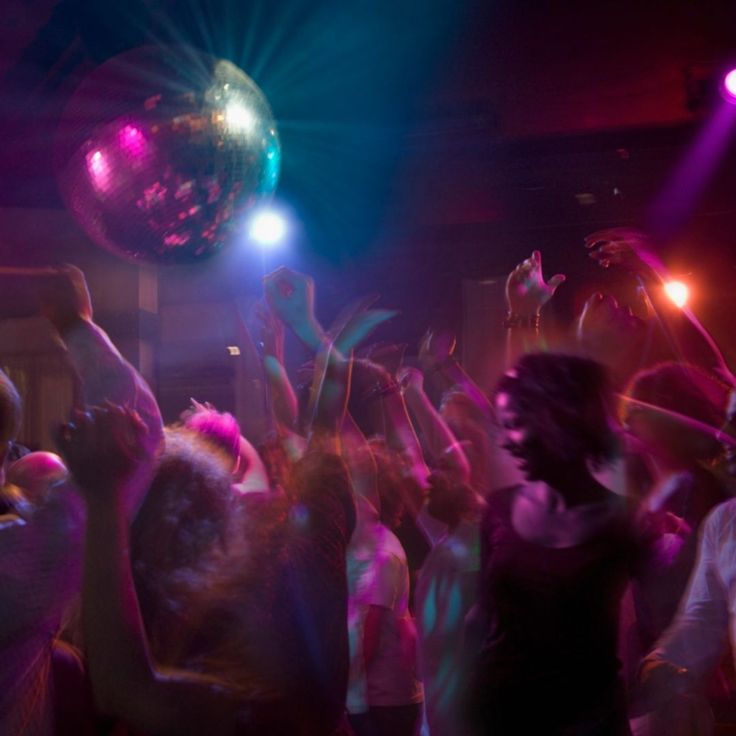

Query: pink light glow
723,69,736,103
118,124,147,157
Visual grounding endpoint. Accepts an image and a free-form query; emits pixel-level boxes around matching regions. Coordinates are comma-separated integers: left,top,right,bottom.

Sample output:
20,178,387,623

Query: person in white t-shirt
347,494,424,736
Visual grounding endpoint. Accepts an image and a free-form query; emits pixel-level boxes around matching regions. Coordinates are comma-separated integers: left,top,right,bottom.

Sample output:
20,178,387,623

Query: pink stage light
722,68,736,103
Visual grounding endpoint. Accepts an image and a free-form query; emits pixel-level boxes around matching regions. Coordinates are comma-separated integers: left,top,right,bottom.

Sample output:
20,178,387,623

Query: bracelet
503,311,540,330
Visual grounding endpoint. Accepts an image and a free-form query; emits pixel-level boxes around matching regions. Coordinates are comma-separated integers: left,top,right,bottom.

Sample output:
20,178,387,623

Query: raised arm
252,302,300,432
55,406,269,736
351,357,431,490
262,266,395,449
263,266,397,355
307,339,353,454
40,266,163,461
398,366,470,484
262,266,326,352
585,228,734,384
503,249,565,367
262,267,341,451
418,330,493,424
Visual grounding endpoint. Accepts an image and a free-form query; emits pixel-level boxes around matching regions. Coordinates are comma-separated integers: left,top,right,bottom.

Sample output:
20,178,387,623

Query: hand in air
417,329,456,373
54,404,151,501
262,266,316,332
330,304,398,355
350,358,396,404
584,228,660,277
397,366,425,397
39,264,93,333
505,250,565,316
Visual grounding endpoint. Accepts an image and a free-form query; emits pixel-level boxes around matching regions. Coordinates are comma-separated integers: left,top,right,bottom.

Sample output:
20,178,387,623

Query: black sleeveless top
470,486,646,733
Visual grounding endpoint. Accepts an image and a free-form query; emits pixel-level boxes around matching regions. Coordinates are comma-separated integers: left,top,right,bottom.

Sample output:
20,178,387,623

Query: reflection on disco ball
55,46,280,263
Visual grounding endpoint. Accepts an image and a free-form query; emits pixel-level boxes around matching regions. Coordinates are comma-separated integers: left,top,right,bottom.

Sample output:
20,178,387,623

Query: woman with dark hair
467,352,646,736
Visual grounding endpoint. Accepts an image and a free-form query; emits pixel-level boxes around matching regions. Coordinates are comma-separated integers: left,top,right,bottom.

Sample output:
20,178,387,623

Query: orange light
664,280,689,308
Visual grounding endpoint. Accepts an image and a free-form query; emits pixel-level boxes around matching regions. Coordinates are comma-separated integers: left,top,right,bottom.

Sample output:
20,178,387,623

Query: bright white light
723,69,736,103
86,149,111,191
664,280,689,308
225,103,256,132
249,210,287,246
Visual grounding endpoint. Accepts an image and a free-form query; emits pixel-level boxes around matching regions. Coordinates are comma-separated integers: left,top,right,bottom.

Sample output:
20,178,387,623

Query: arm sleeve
651,503,731,678
367,553,404,610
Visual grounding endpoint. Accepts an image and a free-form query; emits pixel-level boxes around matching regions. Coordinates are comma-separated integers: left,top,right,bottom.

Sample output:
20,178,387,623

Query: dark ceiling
1,0,736,343
3,1,735,132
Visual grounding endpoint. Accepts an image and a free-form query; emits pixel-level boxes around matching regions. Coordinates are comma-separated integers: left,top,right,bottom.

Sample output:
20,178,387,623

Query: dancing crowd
3,228,736,736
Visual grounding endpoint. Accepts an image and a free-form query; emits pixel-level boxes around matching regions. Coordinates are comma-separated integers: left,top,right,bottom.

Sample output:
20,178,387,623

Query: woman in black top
467,352,645,736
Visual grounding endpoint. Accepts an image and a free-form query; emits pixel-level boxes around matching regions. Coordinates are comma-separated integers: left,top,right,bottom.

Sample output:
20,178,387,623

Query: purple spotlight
722,68,736,103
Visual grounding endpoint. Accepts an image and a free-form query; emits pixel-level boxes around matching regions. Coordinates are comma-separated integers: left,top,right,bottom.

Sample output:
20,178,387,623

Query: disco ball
55,46,280,263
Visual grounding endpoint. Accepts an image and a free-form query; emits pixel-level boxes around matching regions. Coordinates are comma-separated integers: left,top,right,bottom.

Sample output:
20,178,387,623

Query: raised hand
505,250,565,316
263,266,316,331
331,307,398,355
584,227,661,276
350,358,396,405
39,264,93,334
585,228,736,385
417,329,456,373
360,342,407,378
55,404,151,501
397,366,425,397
